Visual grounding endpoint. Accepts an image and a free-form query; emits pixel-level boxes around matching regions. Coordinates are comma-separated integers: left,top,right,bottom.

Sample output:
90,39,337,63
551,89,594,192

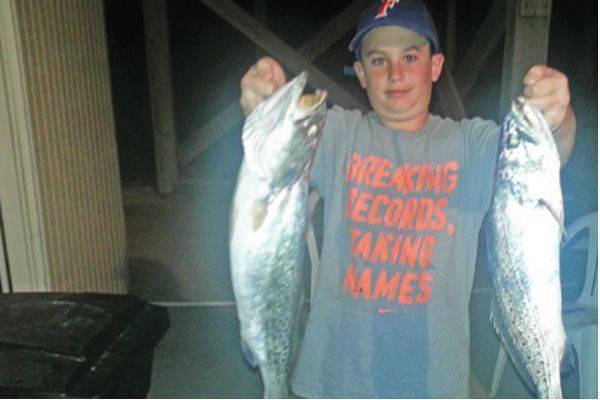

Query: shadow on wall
127,258,181,301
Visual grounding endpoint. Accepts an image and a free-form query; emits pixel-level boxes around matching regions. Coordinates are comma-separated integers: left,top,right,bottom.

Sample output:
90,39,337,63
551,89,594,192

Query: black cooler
0,292,169,398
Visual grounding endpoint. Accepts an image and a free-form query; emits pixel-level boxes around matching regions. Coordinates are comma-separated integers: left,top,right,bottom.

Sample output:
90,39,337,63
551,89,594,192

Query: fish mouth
297,89,328,110
293,88,328,121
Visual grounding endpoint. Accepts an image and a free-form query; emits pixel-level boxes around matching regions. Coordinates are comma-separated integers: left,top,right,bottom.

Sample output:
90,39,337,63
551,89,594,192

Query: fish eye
307,124,319,137
300,118,312,129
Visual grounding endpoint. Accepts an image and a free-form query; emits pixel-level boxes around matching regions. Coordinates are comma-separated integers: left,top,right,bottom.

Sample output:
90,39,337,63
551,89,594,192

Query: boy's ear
431,53,445,82
353,61,367,89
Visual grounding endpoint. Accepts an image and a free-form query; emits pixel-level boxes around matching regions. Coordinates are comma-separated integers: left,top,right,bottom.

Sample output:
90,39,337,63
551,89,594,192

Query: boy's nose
388,62,404,82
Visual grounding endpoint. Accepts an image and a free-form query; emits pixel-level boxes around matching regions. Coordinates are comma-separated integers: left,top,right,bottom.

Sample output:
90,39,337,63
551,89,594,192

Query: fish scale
229,72,327,398
485,97,574,399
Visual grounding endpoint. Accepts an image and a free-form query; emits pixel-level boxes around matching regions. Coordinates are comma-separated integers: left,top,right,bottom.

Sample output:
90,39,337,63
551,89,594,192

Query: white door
0,208,10,292
0,0,49,292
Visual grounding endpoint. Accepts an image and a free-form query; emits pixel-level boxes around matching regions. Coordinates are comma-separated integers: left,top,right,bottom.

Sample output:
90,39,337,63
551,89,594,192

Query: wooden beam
143,0,178,193
180,0,369,167
199,0,367,111
296,0,371,58
253,0,267,59
454,0,505,99
499,0,552,117
179,102,242,167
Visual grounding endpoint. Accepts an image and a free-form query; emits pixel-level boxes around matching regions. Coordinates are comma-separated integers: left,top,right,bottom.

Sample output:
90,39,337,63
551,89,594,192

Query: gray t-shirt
290,106,500,398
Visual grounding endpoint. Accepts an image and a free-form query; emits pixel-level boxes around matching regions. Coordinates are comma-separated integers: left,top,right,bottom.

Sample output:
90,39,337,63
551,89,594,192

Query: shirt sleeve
461,117,501,213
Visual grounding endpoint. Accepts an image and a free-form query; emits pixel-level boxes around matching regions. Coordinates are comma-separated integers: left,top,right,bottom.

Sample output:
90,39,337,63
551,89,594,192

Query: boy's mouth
385,89,410,98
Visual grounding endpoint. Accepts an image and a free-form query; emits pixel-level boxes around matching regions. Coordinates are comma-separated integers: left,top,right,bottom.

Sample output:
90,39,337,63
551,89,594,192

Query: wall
1,0,127,292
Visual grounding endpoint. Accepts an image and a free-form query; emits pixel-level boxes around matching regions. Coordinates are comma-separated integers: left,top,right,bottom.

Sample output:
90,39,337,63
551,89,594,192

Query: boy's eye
403,54,417,63
370,57,386,66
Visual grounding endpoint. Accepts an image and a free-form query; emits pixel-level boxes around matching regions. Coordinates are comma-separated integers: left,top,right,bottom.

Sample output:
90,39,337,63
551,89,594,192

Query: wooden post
499,0,552,118
434,69,466,119
143,0,178,194
455,0,505,99
445,0,456,73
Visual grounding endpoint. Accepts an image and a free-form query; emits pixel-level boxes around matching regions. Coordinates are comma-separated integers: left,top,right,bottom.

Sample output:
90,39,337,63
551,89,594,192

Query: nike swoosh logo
378,308,393,314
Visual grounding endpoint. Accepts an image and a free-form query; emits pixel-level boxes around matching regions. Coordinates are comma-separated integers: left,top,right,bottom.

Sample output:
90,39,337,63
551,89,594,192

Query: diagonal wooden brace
179,0,370,167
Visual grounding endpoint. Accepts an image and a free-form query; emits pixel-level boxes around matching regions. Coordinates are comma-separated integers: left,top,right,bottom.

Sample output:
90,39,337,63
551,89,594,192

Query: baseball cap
348,0,441,59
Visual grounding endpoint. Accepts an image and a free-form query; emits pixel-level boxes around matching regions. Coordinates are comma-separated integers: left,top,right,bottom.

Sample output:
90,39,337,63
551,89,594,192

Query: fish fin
240,339,258,368
560,341,578,378
261,367,290,398
489,305,538,397
251,199,268,231
519,130,539,145
539,199,567,238
289,290,307,370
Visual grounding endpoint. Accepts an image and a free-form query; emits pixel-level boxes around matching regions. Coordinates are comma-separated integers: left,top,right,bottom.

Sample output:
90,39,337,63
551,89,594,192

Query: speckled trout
229,72,327,398
485,97,575,398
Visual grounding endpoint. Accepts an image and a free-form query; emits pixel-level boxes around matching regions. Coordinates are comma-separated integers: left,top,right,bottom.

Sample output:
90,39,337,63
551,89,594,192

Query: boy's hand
522,65,570,131
240,57,286,116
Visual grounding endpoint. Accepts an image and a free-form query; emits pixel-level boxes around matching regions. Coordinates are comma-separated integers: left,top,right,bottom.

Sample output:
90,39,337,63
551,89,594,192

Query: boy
239,0,576,397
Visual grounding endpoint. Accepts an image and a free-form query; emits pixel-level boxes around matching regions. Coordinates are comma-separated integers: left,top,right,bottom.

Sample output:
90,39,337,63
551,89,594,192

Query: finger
240,91,264,116
523,64,552,86
240,73,274,116
526,88,570,114
243,58,275,84
255,57,286,86
242,58,286,97
526,95,567,129
240,83,278,116
523,79,555,99
525,93,555,112
241,75,279,98
524,73,569,102
254,60,273,81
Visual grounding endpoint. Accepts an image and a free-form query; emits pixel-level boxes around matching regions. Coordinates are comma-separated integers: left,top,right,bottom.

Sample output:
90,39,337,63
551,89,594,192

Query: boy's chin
375,106,430,130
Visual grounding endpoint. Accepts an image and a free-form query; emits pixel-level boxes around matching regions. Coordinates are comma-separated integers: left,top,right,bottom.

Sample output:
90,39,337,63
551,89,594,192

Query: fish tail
241,338,258,368
261,367,290,398
560,341,578,378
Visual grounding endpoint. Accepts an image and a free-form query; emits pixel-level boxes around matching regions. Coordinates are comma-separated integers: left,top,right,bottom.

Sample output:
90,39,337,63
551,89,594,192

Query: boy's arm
551,105,576,168
522,65,576,167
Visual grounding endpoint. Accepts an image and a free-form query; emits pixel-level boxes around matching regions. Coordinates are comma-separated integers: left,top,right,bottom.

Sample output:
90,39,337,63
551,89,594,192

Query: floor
123,132,584,398
147,305,263,399
146,304,492,399
133,266,581,399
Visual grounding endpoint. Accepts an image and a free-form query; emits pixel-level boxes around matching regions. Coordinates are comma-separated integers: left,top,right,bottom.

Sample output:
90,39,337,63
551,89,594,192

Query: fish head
242,71,328,186
497,97,562,210
283,88,328,181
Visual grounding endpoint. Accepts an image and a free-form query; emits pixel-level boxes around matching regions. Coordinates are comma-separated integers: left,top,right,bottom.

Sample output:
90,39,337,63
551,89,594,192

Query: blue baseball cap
348,0,441,59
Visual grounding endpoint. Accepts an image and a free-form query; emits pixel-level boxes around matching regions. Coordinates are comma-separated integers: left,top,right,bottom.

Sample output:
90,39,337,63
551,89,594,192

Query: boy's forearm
552,106,576,168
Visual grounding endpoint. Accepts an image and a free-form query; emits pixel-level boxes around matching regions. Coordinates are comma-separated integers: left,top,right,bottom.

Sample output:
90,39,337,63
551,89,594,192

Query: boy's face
353,25,444,131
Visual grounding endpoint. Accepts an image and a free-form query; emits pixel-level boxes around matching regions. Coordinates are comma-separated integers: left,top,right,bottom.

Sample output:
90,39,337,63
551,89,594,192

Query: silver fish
229,72,327,398
485,97,574,398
